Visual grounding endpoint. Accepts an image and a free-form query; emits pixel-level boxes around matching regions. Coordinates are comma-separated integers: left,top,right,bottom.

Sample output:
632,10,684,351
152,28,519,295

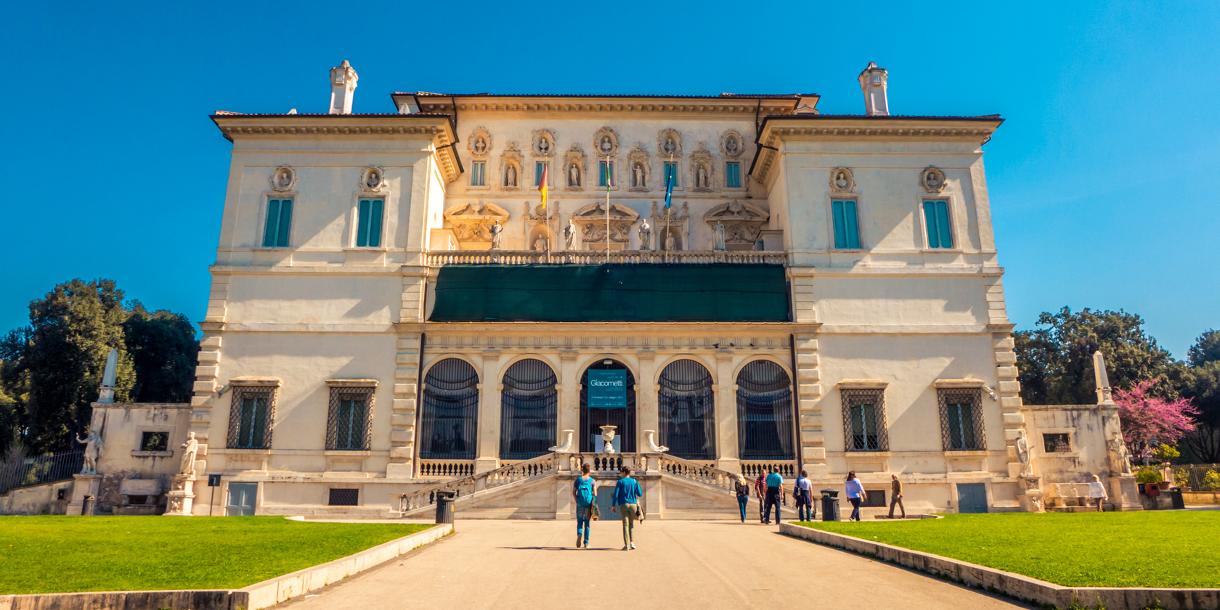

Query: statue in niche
272,167,294,190
504,165,517,188
638,218,652,251
664,231,675,251
599,135,613,154
489,221,504,250
179,431,199,477
713,222,726,251
473,137,487,154
632,162,645,188
568,163,581,187
365,168,383,189
533,235,548,251
76,426,103,475
564,219,576,249
696,164,710,189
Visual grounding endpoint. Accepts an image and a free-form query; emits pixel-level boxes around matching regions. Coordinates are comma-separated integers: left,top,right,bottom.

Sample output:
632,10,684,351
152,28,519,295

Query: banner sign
587,369,627,408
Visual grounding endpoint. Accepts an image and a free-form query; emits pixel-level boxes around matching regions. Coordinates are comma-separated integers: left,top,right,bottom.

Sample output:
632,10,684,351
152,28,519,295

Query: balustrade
424,250,788,267
417,459,475,479
740,461,797,480
399,453,557,514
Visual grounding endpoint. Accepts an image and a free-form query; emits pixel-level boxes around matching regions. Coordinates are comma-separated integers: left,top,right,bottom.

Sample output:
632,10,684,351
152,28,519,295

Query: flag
539,163,548,210
663,163,675,209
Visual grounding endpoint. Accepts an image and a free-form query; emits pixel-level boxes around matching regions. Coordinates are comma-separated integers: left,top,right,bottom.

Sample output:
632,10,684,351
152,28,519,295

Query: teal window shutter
832,200,848,248
276,199,292,247
664,161,678,186
368,199,383,247
726,162,741,187
832,200,860,249
356,199,383,247
263,199,292,247
356,199,371,247
923,200,953,249
599,160,613,187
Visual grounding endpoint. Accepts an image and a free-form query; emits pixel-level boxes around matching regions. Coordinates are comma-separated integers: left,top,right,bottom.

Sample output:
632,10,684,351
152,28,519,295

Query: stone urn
599,425,617,455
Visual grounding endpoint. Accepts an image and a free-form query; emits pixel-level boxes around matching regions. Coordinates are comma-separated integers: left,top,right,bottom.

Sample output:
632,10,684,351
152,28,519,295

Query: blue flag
663,164,674,209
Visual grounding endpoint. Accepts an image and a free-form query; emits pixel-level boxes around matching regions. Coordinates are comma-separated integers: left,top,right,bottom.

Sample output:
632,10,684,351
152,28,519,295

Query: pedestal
1109,475,1142,511
164,475,196,516
385,462,414,479
1018,474,1044,513
66,474,101,515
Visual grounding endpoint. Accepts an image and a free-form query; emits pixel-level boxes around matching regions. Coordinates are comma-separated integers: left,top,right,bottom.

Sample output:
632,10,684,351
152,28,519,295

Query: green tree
1181,361,1220,463
1187,329,1220,367
1014,307,1174,405
123,304,198,403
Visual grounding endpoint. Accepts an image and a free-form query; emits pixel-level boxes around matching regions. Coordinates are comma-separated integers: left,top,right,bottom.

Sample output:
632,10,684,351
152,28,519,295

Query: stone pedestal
1018,474,1044,513
1109,475,1142,511
66,474,101,515
164,475,196,516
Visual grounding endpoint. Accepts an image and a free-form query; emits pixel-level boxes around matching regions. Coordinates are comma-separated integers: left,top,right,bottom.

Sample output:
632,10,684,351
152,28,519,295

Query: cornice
415,99,799,115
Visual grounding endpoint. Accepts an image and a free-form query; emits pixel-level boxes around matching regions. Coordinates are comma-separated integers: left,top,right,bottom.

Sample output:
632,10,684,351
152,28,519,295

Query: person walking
763,467,784,524
845,471,867,521
1087,474,1108,512
888,474,906,519
754,472,766,522
611,465,643,550
793,469,814,521
572,463,597,548
734,475,751,523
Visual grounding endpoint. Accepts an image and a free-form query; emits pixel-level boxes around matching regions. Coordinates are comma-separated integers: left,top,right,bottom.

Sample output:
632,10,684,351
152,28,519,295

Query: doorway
579,359,636,453
226,483,257,516
956,483,989,513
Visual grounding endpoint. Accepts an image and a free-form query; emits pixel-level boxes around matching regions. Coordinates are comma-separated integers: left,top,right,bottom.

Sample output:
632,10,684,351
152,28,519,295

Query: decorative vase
599,425,617,455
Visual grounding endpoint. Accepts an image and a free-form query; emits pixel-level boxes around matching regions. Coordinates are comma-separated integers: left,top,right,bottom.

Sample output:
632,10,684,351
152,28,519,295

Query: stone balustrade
658,454,740,493
424,250,788,266
399,453,557,513
417,459,475,479
740,460,797,479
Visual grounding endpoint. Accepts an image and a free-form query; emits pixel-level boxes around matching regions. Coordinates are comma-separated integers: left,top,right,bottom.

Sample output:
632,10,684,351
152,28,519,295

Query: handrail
0,450,84,496
424,250,789,266
398,452,558,514
657,453,743,494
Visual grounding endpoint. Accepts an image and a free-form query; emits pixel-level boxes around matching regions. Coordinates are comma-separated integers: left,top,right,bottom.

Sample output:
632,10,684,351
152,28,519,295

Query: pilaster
189,273,230,472
636,350,658,452
557,351,580,442
387,333,422,479
475,350,503,473
794,333,827,477
715,350,740,471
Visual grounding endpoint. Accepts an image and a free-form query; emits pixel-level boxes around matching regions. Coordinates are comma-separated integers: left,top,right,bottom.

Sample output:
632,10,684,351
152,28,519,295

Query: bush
1151,444,1181,462
1136,466,1162,485
1202,469,1220,491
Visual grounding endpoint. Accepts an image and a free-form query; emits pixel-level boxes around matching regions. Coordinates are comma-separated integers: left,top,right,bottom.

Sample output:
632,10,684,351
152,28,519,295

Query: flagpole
543,163,550,262
604,155,611,264
665,154,674,260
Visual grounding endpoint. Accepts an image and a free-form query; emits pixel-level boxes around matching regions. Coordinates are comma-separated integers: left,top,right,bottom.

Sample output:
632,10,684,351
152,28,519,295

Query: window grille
227,385,276,449
140,431,169,452
328,488,359,506
1043,433,1071,453
499,359,557,460
419,358,479,460
841,388,889,451
938,388,985,451
735,360,795,460
658,359,716,460
326,386,374,451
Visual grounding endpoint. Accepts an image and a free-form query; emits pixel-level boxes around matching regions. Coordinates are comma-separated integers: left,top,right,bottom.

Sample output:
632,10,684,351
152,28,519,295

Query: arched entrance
419,358,479,460
499,358,558,460
658,359,716,460
579,359,636,452
736,360,795,460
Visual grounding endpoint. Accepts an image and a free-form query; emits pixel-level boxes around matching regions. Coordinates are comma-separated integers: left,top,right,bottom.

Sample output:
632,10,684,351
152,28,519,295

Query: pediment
572,202,640,223
444,202,510,223
704,200,769,224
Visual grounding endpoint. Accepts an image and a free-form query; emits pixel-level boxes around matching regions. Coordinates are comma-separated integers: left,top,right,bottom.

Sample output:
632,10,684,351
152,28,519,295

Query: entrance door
226,483,257,516
956,483,988,513
580,360,636,453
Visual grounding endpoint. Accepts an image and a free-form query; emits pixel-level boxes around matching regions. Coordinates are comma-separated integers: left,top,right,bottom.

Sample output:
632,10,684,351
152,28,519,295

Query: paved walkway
285,519,1027,609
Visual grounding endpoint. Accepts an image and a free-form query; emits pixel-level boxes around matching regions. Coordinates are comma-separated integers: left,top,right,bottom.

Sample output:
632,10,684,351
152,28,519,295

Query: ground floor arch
736,359,795,460
499,358,558,460
419,357,480,460
579,358,636,453
658,358,716,460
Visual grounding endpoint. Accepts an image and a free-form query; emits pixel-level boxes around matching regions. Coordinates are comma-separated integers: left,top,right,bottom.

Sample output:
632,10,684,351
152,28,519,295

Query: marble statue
599,135,613,154
1108,431,1133,475
665,231,675,251
505,165,517,188
638,219,652,251
645,430,669,453
489,221,504,250
76,426,103,475
568,163,580,187
548,429,575,453
564,219,576,249
179,431,199,477
632,162,645,188
696,164,709,189
713,222,726,251
1015,429,1032,476
533,235,548,252
473,137,487,154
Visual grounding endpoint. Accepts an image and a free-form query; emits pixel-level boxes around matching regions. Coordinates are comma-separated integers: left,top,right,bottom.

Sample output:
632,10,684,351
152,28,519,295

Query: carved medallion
468,127,492,157
921,166,947,193
720,130,744,159
657,128,682,158
593,127,619,158
270,166,296,192
361,167,385,191
533,129,556,158
829,167,855,194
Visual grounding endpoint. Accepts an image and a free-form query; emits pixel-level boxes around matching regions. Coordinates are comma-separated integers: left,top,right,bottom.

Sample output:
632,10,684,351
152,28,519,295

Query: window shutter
276,199,293,247
832,201,848,249
935,201,953,248
262,200,279,247
923,201,940,248
368,199,383,247
845,200,860,249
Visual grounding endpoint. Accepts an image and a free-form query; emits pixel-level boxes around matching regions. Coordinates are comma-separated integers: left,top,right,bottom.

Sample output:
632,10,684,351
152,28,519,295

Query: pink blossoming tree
1116,379,1199,464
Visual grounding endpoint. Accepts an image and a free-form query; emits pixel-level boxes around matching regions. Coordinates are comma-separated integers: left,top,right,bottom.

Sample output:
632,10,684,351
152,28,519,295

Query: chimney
858,62,889,116
328,60,359,115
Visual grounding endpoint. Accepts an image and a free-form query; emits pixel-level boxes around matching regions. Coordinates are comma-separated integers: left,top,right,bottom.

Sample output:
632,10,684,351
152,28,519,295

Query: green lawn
796,511,1220,588
0,516,434,594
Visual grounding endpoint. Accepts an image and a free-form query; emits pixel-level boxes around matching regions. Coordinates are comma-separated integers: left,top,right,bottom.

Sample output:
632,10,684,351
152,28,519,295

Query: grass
795,511,1220,588
0,516,434,594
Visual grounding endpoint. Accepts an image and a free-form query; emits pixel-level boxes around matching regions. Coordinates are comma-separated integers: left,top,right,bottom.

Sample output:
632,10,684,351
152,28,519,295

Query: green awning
429,264,790,323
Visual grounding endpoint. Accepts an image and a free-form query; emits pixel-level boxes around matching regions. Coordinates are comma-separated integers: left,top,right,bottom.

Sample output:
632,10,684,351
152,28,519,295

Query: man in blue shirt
612,465,643,550
763,467,784,524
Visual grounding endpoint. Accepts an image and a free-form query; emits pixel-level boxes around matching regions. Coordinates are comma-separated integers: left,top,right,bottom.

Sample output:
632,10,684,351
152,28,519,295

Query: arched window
499,359,557,460
658,359,716,460
736,360,794,460
419,358,479,460
580,360,636,453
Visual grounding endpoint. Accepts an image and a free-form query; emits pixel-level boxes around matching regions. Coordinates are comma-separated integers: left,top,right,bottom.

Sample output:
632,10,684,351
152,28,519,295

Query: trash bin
820,489,840,521
435,491,456,524
1168,487,1185,510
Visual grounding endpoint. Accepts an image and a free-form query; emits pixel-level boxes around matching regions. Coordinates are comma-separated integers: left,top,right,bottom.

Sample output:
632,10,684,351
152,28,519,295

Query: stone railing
424,250,788,266
740,460,798,480
399,453,557,514
657,454,741,494
567,452,648,474
417,459,476,479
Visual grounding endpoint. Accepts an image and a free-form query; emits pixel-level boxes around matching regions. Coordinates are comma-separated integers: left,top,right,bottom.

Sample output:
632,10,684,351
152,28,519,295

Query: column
636,350,658,453
557,350,580,447
474,351,502,473
715,350,740,472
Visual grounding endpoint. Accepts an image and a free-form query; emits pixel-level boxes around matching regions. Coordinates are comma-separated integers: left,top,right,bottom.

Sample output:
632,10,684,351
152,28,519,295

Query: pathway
284,519,1027,609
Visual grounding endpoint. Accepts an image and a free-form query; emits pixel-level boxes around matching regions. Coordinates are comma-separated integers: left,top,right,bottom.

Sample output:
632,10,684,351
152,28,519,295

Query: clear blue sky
2,2,1217,358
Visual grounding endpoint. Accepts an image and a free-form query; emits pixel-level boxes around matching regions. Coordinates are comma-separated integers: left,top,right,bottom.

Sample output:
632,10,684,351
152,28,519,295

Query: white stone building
66,61,1140,518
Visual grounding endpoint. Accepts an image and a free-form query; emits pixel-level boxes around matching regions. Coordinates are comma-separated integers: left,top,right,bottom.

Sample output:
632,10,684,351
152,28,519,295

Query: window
861,490,887,508
938,388,984,451
534,161,548,187
736,360,794,460
328,488,359,506
841,388,888,451
923,199,953,249
139,431,168,452
227,386,276,449
262,198,293,248
725,162,742,188
326,385,373,451
500,359,557,460
420,358,479,460
355,198,383,248
658,359,716,460
832,199,861,249
598,160,615,187
663,161,679,187
1043,433,1072,453
470,161,486,186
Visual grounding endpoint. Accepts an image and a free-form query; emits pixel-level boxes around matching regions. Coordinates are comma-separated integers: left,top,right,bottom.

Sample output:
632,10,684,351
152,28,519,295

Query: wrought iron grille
580,360,636,452
326,386,375,451
938,388,985,451
735,360,795,460
328,488,359,506
226,385,276,449
499,359,558,460
658,359,716,460
841,388,889,451
420,358,479,460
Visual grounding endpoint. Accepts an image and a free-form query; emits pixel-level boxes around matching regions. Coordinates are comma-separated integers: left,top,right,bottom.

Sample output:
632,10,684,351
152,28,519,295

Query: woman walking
734,475,751,523
1087,474,1108,512
845,471,867,522
611,465,643,550
572,463,597,548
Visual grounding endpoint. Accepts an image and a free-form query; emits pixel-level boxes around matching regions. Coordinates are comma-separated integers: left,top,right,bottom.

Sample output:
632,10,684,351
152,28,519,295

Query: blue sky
2,2,1217,358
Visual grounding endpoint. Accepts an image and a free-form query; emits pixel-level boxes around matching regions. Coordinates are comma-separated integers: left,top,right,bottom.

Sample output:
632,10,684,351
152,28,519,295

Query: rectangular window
841,388,889,451
663,161,679,187
328,488,359,506
725,162,742,188
470,161,486,186
923,199,954,249
1043,433,1072,453
227,386,275,449
938,388,984,451
598,160,615,187
534,161,548,187
832,199,861,249
262,198,293,248
355,198,383,248
326,386,373,451
139,431,168,452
